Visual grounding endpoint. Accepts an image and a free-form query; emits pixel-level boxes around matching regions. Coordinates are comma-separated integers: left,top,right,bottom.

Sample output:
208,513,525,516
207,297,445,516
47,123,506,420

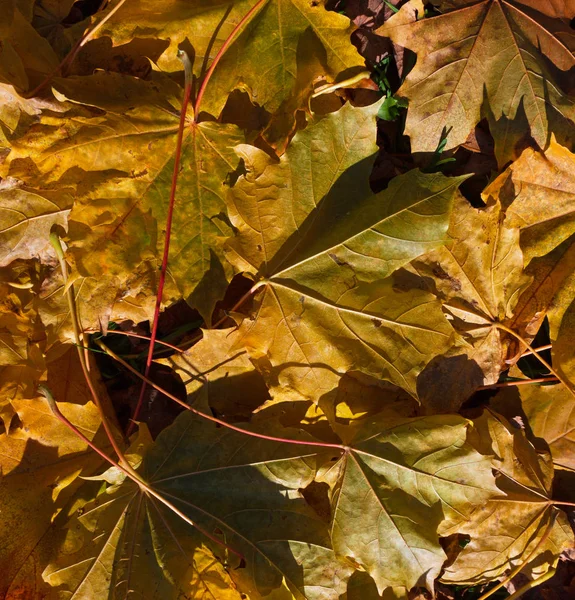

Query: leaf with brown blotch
226,101,462,400
44,412,353,599
409,194,531,387
319,413,499,594
442,410,574,584
376,0,575,161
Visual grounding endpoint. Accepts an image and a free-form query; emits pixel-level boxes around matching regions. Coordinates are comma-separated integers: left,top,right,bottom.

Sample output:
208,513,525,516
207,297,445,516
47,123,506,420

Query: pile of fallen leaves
1,0,575,598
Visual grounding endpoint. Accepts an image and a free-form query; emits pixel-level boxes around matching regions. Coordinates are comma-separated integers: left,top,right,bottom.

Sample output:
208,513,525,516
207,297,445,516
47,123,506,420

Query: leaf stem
478,376,558,390
519,344,552,359
130,50,193,437
86,329,184,353
496,324,575,397
96,338,345,451
193,0,268,122
49,233,128,466
38,384,244,560
505,567,556,600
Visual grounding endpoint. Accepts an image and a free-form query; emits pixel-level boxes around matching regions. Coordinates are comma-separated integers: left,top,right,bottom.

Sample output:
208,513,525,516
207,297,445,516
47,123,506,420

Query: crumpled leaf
319,413,499,594
509,233,575,345
409,194,531,386
44,411,353,599
441,410,574,584
226,101,461,399
485,137,575,263
0,177,74,265
81,0,364,120
376,0,575,161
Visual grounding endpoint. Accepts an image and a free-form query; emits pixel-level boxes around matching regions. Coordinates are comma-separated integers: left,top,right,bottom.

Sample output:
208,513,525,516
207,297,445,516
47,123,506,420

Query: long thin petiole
39,385,244,560
130,50,193,437
478,376,558,390
96,338,345,451
50,234,128,466
194,0,268,122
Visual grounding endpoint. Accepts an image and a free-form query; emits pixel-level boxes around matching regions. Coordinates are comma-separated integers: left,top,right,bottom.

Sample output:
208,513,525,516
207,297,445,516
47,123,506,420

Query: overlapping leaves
377,0,575,163
2,0,575,598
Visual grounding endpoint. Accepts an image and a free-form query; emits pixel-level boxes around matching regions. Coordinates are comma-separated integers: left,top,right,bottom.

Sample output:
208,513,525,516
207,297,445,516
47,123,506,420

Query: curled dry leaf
409,193,531,386
442,410,574,584
484,137,575,263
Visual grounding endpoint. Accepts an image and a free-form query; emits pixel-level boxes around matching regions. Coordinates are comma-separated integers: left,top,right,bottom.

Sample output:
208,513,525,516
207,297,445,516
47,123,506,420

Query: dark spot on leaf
432,265,450,280
257,244,263,251
328,252,348,266
371,317,382,328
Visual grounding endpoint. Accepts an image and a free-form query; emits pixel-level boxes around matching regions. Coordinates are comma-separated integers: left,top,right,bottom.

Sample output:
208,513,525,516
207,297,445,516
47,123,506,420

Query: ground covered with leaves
2,0,575,599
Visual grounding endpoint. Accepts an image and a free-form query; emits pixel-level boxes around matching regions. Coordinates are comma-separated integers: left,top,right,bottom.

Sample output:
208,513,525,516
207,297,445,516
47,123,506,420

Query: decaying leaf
410,193,531,386
82,0,364,120
0,361,109,599
521,383,575,471
377,0,575,160
1,0,575,596
485,137,575,263
442,410,574,584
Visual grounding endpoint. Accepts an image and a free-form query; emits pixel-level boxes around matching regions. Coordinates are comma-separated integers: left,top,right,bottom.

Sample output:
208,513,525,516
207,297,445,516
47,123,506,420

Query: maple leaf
376,0,575,160
485,137,575,263
3,72,244,324
81,0,365,120
442,410,574,584
44,413,352,599
409,194,531,386
319,413,498,594
226,101,462,400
